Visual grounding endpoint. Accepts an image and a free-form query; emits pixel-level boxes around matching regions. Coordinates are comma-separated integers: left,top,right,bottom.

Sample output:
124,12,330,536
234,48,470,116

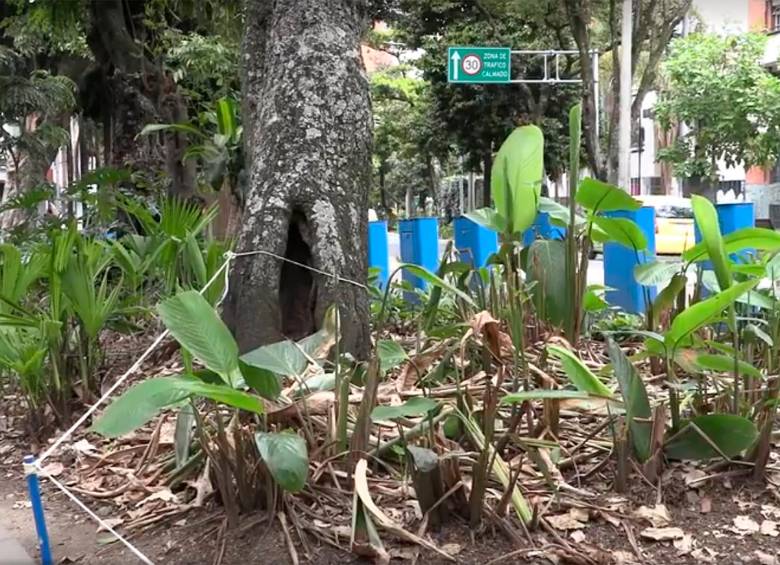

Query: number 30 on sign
448,46,511,84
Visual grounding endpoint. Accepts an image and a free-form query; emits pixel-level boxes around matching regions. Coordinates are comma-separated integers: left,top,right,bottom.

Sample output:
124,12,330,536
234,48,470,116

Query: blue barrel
367,220,389,288
604,206,657,314
453,216,498,268
523,212,567,247
399,217,439,292
695,201,755,266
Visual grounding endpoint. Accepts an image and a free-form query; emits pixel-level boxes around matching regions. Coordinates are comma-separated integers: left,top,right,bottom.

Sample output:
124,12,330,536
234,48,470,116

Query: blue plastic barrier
367,220,390,288
399,217,439,292
604,206,657,314
523,212,566,247
453,216,498,268
695,201,755,268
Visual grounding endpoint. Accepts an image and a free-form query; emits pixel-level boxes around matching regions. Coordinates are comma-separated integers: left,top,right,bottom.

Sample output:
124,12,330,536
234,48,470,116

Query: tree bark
224,0,372,358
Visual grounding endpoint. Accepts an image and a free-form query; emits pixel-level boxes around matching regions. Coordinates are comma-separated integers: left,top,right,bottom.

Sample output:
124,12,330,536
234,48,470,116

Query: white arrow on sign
450,51,461,80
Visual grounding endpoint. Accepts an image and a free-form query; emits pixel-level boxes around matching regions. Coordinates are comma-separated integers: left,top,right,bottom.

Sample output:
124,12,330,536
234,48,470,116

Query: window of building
770,1,780,32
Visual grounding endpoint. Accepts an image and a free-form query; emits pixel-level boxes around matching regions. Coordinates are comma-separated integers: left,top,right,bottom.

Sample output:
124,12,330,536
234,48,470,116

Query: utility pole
618,0,633,192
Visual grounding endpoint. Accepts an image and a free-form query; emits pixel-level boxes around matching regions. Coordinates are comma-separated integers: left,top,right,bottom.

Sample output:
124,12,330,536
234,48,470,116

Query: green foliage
526,240,569,327
547,345,613,397
664,414,758,460
691,196,731,290
371,396,439,422
656,33,780,179
377,340,408,374
608,340,652,463
255,432,309,493
158,291,242,387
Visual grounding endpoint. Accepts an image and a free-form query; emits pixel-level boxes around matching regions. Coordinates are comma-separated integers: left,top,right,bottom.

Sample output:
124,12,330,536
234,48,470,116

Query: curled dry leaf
397,344,446,391
570,530,587,543
41,462,64,477
633,504,671,528
547,510,587,531
755,550,779,565
639,527,685,541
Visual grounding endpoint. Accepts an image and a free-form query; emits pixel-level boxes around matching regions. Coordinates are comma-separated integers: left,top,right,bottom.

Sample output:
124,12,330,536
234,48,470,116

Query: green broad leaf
215,97,238,139
607,339,652,462
744,323,774,347
683,227,780,263
255,431,309,493
635,259,684,286
239,360,282,400
526,239,570,328
491,125,544,235
174,404,195,469
158,291,241,387
700,271,774,310
91,377,191,438
665,279,759,350
502,390,591,404
398,263,476,306
464,208,507,233
583,285,609,313
177,378,264,413
240,339,307,378
575,178,641,213
664,414,758,461
568,104,582,194
538,196,577,227
547,345,613,397
290,372,335,397
377,340,408,374
592,216,648,251
691,353,762,380
691,195,731,291
370,396,439,422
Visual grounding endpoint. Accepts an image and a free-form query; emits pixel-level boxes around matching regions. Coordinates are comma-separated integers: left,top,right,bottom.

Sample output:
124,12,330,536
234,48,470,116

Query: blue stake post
398,217,439,299
24,455,53,565
604,206,657,314
695,201,756,275
523,212,567,247
367,220,390,288
453,216,498,268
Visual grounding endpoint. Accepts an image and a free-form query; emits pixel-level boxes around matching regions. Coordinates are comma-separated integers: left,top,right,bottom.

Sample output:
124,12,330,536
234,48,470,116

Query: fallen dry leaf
762,504,780,520
440,543,462,556
96,517,123,533
700,497,712,514
633,504,671,528
760,520,779,537
684,468,708,487
732,515,760,534
673,533,694,555
755,550,779,565
570,530,586,543
547,512,587,531
569,507,590,523
639,527,685,541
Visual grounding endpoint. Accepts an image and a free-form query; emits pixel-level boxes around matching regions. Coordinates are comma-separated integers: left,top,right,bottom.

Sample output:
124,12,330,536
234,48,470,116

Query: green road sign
448,46,511,84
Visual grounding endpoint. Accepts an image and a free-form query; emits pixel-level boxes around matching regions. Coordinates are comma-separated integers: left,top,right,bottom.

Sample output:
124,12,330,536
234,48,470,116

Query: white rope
34,462,155,565
30,246,366,563
37,256,234,466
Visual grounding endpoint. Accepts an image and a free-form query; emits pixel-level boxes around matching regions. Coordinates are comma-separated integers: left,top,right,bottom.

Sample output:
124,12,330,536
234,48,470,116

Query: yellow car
637,195,695,256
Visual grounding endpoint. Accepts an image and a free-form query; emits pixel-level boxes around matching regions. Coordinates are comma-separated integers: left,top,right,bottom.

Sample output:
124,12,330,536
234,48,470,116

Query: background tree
655,33,780,198
562,0,692,182
393,0,579,206
223,0,373,357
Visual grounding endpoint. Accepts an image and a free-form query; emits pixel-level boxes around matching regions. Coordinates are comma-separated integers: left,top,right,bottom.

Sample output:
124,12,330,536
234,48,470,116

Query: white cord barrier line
34,462,156,565
36,255,233,467
28,248,366,564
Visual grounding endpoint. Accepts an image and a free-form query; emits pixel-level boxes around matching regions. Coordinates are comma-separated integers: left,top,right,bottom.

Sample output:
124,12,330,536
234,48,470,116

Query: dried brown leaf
639,527,685,541
633,504,671,528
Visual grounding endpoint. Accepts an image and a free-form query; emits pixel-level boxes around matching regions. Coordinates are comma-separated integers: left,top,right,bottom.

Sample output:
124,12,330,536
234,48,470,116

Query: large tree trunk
224,0,372,358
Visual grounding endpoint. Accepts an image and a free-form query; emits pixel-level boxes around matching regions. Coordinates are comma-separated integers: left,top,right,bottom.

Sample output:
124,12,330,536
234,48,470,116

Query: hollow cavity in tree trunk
279,210,316,341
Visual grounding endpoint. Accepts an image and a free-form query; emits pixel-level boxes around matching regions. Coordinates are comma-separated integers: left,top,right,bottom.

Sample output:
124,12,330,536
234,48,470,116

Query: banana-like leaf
491,125,544,235
464,208,507,233
683,227,780,263
240,339,307,378
665,279,758,350
592,216,647,251
607,339,652,462
691,195,731,291
547,345,613,397
370,396,439,422
651,273,687,328
377,340,408,374
526,239,569,327
690,353,762,379
634,260,684,286
576,178,641,213
398,263,476,306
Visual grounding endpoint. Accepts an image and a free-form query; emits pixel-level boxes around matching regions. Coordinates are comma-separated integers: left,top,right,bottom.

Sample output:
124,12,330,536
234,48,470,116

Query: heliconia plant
465,124,544,238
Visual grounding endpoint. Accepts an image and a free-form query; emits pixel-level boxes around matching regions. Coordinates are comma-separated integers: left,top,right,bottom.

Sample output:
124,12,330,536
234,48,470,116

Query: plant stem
666,354,681,430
